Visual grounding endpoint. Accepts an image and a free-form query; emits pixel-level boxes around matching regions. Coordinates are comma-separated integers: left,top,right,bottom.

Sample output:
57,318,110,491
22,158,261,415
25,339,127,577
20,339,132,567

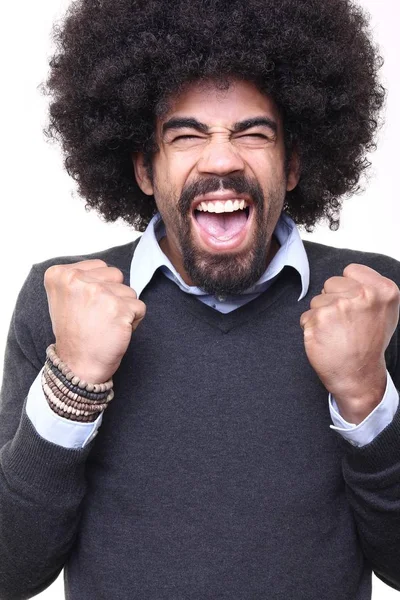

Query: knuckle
81,259,108,269
357,284,370,302
137,300,147,317
343,263,367,279
92,259,108,267
324,276,335,287
108,266,124,280
44,265,56,286
129,298,146,321
313,306,325,322
44,264,68,288
335,296,351,311
88,281,104,296
64,267,81,285
106,295,121,316
382,279,400,301
343,263,357,276
114,269,125,283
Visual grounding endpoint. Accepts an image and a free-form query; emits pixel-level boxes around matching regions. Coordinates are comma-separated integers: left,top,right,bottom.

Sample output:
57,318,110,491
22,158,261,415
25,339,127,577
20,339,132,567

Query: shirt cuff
329,369,399,447
25,368,103,449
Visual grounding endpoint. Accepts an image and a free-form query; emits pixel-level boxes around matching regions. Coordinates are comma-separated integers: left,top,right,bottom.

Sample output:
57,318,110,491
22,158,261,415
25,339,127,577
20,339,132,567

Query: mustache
178,174,264,215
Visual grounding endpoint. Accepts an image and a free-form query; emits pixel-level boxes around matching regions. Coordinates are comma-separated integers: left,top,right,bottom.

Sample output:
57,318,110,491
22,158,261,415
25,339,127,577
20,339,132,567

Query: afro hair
44,0,385,232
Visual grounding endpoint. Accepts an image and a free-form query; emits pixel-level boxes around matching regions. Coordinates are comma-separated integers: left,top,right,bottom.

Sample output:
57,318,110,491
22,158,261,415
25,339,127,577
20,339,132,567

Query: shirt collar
130,210,309,302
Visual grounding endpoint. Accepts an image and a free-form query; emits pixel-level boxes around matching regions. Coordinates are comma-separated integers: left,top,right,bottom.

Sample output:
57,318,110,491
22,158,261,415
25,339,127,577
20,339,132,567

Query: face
133,78,299,296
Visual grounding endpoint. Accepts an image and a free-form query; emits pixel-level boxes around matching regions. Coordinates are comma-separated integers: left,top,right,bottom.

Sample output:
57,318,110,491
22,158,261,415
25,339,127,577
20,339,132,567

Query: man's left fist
300,263,400,424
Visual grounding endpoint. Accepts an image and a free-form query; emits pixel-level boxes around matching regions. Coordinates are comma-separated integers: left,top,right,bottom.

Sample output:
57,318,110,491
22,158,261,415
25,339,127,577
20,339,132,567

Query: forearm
340,398,400,590
0,405,91,599
0,264,95,598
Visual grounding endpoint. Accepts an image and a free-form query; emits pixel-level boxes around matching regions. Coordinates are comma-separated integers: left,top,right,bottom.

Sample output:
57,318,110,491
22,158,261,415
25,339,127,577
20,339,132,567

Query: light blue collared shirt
26,211,399,448
130,211,309,313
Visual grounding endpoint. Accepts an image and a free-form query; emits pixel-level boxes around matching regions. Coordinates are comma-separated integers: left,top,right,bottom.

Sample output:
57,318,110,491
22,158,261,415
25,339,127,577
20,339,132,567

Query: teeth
196,200,249,213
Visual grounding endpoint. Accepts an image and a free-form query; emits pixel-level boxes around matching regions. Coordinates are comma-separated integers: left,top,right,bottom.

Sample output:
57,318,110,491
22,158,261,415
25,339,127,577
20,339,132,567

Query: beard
159,173,286,297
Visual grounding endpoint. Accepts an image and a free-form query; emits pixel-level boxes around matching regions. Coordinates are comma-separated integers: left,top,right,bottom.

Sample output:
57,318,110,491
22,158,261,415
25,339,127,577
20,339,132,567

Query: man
0,0,399,598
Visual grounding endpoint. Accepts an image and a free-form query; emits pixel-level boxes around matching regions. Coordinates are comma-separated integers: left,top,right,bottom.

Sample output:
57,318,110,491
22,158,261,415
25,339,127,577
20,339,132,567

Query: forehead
159,79,281,128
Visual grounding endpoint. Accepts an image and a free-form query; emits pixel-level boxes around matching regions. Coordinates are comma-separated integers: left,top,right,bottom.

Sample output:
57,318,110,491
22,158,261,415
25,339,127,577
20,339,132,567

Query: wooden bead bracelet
42,344,115,422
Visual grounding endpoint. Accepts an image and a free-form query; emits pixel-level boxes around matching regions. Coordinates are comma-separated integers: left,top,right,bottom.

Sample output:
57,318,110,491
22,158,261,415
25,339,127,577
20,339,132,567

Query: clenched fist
300,263,400,424
44,259,146,383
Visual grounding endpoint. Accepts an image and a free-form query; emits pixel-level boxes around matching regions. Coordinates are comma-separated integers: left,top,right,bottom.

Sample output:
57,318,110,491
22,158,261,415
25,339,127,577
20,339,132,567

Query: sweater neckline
150,265,303,333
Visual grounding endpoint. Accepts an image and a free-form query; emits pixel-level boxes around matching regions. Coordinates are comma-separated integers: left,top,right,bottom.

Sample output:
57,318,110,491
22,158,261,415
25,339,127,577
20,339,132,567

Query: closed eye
173,135,203,141
238,133,269,139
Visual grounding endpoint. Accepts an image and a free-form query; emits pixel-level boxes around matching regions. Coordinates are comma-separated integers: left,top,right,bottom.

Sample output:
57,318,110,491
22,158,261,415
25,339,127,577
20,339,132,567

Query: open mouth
191,199,253,251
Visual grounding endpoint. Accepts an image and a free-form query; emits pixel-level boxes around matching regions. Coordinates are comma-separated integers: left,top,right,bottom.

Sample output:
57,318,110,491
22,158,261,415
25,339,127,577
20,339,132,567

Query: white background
0,0,399,598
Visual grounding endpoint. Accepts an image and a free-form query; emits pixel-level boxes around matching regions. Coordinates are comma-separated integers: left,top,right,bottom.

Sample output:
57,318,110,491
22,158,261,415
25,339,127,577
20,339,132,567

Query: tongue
196,211,247,239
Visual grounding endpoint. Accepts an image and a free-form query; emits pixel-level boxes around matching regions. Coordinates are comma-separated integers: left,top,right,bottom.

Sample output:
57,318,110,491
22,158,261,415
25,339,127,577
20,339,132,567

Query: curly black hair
44,0,385,232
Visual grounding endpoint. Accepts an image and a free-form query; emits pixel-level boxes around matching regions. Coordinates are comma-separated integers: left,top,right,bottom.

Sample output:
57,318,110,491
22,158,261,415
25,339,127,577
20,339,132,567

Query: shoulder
303,239,400,286
32,238,141,276
26,237,141,308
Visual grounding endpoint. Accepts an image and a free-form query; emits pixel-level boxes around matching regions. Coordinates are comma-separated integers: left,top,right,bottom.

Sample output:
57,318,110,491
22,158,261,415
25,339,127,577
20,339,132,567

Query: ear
286,149,300,192
132,152,154,196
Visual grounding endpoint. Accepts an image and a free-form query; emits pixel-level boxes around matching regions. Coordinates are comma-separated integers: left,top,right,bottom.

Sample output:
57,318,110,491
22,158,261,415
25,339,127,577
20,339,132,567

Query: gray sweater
0,238,399,600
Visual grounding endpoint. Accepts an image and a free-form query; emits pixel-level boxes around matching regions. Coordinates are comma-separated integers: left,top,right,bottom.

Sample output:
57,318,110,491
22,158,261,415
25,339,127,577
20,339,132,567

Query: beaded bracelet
43,369,111,413
44,360,112,402
42,343,115,422
42,372,101,422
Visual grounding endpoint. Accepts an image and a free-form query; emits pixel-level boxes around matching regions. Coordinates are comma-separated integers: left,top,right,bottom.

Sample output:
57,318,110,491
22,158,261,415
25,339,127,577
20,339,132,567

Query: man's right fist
44,259,146,384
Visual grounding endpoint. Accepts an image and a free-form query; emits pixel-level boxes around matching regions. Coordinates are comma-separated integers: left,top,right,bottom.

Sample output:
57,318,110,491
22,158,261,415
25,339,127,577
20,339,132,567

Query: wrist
332,362,387,424
42,344,115,423
55,345,115,384
62,364,113,386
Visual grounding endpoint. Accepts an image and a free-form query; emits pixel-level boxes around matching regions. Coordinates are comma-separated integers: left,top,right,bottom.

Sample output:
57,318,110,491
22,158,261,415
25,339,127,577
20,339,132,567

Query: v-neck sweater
0,237,399,600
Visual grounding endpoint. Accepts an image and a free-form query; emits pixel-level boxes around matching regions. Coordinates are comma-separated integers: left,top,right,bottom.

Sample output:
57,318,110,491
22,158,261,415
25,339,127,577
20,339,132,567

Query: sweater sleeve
338,320,400,591
0,265,94,600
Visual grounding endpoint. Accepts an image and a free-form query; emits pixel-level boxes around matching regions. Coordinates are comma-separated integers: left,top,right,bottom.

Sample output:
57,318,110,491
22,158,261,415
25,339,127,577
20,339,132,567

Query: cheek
240,145,284,172
153,151,196,195
241,159,278,194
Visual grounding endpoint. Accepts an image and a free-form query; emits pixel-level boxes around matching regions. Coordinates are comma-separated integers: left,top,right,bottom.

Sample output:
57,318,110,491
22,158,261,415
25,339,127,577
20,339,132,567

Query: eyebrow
232,117,278,134
162,116,278,136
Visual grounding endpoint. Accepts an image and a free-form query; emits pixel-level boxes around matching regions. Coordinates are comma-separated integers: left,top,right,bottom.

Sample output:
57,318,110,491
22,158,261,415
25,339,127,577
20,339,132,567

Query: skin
133,77,400,426
300,264,399,424
133,78,299,296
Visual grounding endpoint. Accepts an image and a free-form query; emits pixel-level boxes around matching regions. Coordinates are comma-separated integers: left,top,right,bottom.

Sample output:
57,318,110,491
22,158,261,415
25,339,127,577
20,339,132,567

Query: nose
197,138,245,176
